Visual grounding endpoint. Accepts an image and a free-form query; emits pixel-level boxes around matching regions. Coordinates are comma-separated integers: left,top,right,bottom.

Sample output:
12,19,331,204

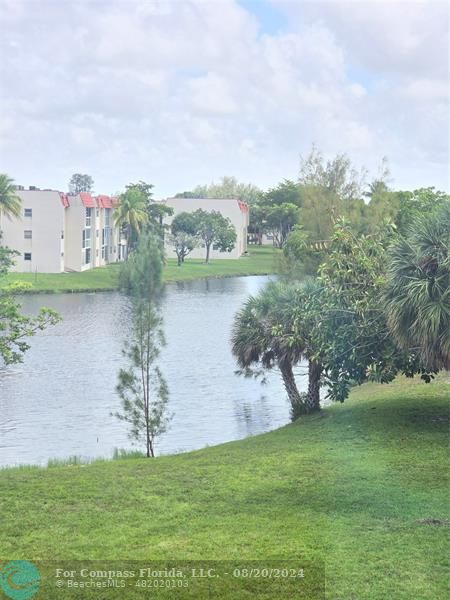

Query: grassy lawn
1,377,448,599
0,246,280,293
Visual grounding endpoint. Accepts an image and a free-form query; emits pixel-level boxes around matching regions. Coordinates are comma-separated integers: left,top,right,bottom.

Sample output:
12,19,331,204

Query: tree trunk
147,438,154,458
280,362,305,415
205,243,211,264
306,360,322,412
127,224,135,255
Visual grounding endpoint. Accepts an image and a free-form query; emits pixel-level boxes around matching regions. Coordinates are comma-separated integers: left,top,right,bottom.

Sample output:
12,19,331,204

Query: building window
85,207,92,227
85,248,91,265
24,230,32,239
24,253,32,261
61,231,64,239
105,208,111,227
82,228,91,249
24,208,32,217
96,229,99,238
96,209,99,218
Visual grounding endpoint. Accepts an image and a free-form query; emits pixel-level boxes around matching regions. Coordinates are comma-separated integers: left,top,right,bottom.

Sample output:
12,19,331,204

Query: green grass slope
1,378,448,599
1,246,279,293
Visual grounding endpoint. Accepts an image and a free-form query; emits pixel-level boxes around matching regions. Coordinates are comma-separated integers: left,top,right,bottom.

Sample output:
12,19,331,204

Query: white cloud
349,83,367,98
0,0,447,194
70,126,95,146
274,0,449,79
188,73,239,115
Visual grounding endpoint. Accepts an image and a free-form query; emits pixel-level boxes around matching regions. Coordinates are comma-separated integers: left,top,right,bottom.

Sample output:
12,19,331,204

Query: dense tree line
224,148,449,417
3,156,448,428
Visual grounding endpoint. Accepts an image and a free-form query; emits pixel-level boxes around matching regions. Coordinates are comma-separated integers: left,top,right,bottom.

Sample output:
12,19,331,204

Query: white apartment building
0,188,126,273
163,197,249,260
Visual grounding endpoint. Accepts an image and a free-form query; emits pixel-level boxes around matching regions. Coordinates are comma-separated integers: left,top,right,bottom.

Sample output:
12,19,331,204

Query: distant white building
163,197,249,260
0,188,126,273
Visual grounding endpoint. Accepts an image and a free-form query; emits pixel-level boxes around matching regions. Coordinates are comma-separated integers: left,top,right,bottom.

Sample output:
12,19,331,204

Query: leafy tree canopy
69,173,94,194
169,209,236,263
367,187,448,235
299,145,367,200
282,225,321,277
240,220,436,408
264,179,303,207
306,221,433,402
168,232,198,266
126,181,173,232
119,231,164,298
169,212,200,266
264,202,300,249
175,176,262,205
193,209,237,263
171,212,198,236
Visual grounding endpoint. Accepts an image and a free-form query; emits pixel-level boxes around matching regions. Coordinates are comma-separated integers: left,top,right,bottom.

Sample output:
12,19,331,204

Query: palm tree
274,278,323,413
231,280,322,417
113,188,148,253
0,174,21,220
384,203,450,370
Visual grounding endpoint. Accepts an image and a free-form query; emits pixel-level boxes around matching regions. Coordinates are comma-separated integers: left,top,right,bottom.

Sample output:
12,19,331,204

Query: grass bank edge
0,246,280,294
0,378,448,599
1,375,448,473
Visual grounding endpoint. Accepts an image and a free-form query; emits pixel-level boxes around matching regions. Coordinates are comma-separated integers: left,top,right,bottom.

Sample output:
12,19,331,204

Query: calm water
0,276,308,467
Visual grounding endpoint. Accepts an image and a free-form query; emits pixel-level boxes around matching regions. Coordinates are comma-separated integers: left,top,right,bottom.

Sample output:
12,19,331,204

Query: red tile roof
58,192,70,207
79,192,95,207
96,195,113,209
237,199,249,213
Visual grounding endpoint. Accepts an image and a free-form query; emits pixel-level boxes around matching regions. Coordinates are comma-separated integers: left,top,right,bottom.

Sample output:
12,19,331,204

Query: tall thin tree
114,232,171,457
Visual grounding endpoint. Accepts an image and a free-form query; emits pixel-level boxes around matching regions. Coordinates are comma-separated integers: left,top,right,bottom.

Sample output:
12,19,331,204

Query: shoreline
6,270,276,295
1,377,447,599
1,246,280,295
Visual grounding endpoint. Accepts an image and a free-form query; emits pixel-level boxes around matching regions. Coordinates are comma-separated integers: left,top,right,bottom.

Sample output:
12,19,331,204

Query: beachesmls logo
0,561,40,600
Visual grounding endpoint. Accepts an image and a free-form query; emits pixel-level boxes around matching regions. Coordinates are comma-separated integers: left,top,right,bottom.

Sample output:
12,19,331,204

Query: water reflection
0,276,307,466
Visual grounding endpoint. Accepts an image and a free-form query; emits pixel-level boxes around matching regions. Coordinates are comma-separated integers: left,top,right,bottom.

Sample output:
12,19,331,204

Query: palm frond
384,203,450,369
0,174,22,220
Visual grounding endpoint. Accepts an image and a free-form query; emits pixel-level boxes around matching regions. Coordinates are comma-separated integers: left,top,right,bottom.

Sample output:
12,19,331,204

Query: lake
0,276,309,467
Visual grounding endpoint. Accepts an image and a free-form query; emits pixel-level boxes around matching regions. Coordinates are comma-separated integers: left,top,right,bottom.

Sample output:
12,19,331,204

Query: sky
0,0,448,197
